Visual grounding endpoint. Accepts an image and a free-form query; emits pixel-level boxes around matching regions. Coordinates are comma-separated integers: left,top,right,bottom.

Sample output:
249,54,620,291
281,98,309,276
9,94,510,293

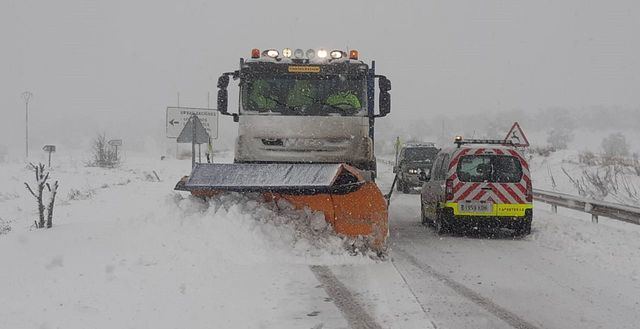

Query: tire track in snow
310,265,383,329
393,248,541,329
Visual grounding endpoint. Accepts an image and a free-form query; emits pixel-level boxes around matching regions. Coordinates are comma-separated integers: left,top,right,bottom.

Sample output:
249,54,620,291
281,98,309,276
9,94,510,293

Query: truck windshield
404,148,439,162
242,74,366,116
457,155,523,183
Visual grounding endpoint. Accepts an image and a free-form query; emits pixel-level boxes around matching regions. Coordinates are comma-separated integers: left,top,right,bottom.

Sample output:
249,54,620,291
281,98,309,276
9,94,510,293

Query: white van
419,138,533,235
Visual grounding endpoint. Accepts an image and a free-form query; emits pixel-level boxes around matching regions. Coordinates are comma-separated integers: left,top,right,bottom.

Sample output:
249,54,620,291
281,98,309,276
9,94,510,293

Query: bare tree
24,163,48,228
46,181,59,228
24,163,59,229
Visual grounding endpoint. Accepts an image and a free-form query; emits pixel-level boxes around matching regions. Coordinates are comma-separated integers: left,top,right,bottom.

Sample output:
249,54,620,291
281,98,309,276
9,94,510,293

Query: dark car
394,143,439,193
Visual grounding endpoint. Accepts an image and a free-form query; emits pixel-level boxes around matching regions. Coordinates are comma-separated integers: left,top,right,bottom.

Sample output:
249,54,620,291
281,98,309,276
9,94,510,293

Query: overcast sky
1,0,639,153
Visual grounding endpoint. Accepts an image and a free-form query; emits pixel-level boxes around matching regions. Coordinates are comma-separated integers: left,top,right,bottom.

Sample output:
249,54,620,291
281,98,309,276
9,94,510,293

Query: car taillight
526,180,533,202
446,179,454,201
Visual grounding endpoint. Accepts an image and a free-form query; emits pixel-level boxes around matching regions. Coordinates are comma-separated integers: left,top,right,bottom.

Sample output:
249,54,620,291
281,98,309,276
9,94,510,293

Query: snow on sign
166,107,218,139
504,122,530,147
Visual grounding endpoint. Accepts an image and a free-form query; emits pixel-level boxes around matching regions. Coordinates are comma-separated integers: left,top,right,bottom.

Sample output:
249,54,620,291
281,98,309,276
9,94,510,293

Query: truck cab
215,48,391,179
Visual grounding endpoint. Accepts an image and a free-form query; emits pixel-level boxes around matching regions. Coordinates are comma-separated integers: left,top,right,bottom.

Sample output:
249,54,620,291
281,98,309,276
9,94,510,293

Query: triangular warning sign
177,115,210,144
504,122,529,147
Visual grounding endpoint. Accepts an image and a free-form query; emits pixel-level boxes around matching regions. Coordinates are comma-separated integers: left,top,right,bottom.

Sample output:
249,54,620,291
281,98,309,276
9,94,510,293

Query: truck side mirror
216,73,239,122
377,76,391,117
217,74,230,114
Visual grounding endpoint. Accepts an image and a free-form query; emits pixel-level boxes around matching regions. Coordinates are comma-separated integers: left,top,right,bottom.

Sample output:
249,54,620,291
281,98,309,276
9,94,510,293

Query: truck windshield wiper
267,96,296,112
303,95,359,114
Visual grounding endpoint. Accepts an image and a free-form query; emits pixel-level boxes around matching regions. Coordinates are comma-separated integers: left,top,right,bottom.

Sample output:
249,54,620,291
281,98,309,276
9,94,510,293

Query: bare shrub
632,154,640,177
531,145,555,157
601,133,629,159
88,133,119,168
578,151,598,166
547,129,573,150
562,165,639,204
0,217,10,235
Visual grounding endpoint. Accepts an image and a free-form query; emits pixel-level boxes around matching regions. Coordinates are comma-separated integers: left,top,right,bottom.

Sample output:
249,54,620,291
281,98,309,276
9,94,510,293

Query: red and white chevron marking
448,148,531,205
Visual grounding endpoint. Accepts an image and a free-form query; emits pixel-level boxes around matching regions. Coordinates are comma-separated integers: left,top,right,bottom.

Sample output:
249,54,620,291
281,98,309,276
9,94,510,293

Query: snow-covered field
0,153,384,329
2,150,640,328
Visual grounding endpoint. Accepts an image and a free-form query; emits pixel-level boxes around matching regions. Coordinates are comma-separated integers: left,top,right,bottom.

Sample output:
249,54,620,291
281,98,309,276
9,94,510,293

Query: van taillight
446,179,454,201
526,180,533,202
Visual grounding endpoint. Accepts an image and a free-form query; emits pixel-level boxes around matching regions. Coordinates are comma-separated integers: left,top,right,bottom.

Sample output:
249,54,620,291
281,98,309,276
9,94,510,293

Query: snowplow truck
176,48,392,250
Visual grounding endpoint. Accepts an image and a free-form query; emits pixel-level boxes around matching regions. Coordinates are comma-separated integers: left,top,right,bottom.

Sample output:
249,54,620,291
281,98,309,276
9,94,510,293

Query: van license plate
459,202,492,213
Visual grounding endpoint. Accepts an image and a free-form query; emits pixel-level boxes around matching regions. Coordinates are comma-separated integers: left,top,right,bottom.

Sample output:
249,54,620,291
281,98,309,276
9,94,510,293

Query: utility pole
22,91,33,158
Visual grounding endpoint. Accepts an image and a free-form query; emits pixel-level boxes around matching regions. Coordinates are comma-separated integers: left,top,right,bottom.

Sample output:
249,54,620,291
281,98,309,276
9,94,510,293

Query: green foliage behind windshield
242,74,366,116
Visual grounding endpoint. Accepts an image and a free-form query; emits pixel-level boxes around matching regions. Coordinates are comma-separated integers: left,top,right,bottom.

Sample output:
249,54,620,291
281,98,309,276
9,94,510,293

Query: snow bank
166,192,376,265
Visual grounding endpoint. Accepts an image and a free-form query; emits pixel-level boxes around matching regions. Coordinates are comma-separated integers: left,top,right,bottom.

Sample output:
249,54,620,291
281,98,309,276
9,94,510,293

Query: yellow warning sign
288,66,320,73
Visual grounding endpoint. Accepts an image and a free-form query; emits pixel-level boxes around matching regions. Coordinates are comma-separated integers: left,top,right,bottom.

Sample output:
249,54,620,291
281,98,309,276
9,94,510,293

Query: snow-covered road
376,162,640,329
2,153,639,328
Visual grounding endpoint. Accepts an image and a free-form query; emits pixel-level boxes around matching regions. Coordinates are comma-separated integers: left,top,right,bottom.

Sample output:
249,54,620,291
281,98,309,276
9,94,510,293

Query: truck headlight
408,169,418,174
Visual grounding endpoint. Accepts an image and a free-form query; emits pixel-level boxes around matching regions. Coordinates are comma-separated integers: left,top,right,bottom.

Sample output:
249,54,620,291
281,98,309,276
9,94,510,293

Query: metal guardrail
533,189,640,225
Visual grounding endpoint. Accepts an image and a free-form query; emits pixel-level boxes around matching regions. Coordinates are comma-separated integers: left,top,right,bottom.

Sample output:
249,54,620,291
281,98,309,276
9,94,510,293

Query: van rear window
456,155,523,183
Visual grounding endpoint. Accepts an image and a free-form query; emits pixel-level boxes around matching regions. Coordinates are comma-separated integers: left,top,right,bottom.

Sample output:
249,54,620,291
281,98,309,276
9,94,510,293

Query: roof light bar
305,49,315,59
264,49,279,58
454,137,514,148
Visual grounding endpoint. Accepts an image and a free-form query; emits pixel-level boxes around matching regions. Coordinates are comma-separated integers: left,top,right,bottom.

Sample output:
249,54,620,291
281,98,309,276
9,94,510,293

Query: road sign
43,145,56,167
166,107,218,139
108,139,122,147
504,122,530,147
177,115,210,144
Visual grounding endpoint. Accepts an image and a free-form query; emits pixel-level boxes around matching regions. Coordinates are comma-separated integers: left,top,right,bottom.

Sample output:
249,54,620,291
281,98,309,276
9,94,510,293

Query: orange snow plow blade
175,163,388,250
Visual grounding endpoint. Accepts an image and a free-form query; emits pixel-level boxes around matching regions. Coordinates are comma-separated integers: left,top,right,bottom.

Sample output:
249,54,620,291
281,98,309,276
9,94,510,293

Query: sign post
504,122,530,148
108,139,123,160
177,115,210,169
43,145,56,167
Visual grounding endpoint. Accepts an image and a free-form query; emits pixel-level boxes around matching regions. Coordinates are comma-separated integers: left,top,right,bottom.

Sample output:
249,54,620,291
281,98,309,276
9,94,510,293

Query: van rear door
450,149,530,216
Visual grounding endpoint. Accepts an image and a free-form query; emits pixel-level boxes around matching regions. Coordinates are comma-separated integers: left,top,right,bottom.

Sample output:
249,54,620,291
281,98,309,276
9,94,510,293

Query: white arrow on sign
166,107,218,139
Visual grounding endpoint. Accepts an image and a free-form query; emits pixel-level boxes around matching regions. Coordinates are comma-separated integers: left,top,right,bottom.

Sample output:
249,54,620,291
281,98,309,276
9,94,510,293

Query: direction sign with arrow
166,107,218,139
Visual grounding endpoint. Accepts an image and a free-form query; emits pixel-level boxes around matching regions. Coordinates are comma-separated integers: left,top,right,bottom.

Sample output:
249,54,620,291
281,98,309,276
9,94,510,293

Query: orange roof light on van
251,48,260,58
349,50,359,60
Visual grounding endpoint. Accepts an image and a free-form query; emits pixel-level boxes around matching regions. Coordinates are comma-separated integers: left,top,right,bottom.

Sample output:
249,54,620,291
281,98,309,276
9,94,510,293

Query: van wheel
434,210,450,235
516,220,532,236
